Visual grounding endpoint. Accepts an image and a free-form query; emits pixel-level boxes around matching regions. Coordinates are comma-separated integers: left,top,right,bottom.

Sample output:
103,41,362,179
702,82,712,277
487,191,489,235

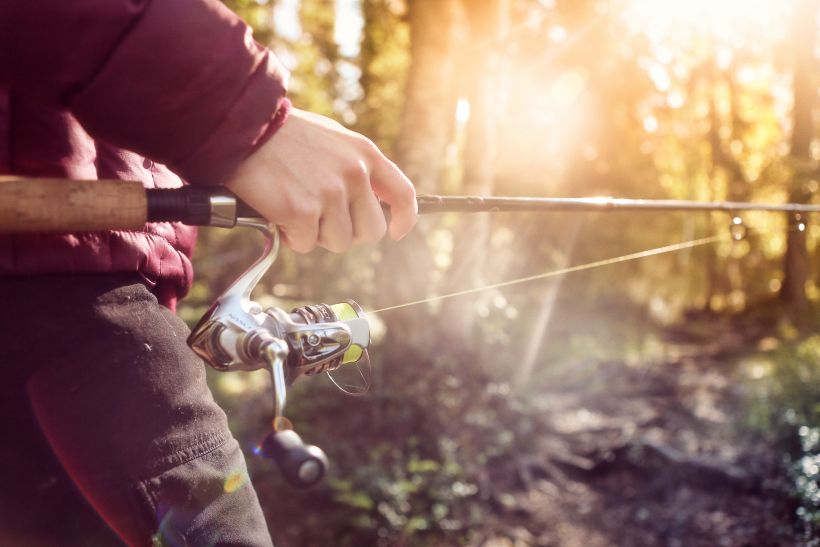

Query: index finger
369,157,418,240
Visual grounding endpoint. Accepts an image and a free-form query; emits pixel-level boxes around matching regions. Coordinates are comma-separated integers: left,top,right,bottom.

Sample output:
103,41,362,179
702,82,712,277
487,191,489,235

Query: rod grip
0,177,147,233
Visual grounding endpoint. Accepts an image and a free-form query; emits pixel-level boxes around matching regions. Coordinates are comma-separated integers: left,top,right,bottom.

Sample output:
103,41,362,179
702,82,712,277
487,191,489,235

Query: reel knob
261,430,328,489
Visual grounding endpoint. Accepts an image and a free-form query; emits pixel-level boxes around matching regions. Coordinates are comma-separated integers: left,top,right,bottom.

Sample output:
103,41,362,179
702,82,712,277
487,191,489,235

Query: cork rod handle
0,178,148,233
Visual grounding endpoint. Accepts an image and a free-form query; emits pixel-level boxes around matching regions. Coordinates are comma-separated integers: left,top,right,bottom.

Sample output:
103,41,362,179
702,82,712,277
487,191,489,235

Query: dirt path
472,327,796,546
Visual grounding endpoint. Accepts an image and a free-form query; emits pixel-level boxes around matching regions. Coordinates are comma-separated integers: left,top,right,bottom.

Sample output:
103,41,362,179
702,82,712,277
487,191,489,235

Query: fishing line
368,233,725,314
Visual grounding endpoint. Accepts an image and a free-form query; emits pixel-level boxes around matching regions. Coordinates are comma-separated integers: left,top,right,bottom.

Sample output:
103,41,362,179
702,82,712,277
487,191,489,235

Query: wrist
247,98,292,157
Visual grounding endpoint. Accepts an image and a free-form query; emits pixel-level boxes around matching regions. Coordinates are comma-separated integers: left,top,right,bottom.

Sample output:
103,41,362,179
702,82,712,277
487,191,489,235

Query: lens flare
224,469,249,493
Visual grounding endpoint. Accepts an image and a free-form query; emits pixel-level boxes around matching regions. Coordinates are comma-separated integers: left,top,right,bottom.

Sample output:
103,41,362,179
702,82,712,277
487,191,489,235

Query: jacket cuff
245,97,291,158
173,57,291,185
68,0,289,185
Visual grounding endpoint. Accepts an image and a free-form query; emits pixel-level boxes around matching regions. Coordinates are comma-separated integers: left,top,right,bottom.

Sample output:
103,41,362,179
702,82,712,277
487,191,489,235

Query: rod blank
416,195,820,215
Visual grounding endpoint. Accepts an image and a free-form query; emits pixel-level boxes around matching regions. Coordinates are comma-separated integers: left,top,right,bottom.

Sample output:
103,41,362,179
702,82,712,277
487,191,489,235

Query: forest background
180,0,820,544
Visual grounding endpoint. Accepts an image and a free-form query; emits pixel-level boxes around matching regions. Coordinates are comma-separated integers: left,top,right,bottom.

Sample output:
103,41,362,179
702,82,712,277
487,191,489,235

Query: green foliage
354,0,410,150
326,435,475,542
285,0,340,117
794,423,820,543
743,334,820,542
192,0,820,543
222,0,275,43
261,349,551,546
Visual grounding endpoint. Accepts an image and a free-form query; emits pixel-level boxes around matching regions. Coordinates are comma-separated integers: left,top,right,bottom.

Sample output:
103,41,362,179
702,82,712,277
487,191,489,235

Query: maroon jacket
0,0,289,308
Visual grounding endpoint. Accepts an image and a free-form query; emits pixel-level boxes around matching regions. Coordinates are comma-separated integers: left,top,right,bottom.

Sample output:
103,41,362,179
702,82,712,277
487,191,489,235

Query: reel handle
261,430,328,489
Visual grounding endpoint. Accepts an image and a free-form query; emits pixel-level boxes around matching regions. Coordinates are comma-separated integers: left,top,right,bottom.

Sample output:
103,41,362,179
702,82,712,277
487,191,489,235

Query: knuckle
322,232,352,253
343,160,370,187
322,181,345,202
324,240,347,253
293,242,315,254
361,220,387,243
284,233,315,254
397,180,417,204
291,200,320,221
356,135,380,156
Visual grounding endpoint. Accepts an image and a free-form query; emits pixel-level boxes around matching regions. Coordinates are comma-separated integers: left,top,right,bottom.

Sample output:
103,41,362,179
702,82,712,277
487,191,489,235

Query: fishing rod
2,178,817,234
0,177,814,488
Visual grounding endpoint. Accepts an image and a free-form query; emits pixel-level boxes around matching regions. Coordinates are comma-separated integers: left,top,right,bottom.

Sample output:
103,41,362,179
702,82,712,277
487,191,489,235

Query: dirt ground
469,323,797,547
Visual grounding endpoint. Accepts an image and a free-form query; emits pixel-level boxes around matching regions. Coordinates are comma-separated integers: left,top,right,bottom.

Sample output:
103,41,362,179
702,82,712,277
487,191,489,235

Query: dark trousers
0,274,274,546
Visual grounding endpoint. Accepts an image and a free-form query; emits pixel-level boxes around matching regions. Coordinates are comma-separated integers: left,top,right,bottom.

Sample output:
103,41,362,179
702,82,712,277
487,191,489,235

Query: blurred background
182,0,820,544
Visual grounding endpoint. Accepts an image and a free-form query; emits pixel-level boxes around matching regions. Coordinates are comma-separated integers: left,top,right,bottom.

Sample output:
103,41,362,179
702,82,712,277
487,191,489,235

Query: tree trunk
708,69,749,310
439,0,510,342
781,0,817,323
391,0,462,194
375,0,462,375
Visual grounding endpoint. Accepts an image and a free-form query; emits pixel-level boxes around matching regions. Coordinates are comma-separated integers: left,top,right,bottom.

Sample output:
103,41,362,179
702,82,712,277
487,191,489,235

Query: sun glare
622,0,794,45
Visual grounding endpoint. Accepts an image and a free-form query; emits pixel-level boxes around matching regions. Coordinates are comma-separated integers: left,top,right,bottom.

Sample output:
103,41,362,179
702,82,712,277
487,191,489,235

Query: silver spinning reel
187,220,370,488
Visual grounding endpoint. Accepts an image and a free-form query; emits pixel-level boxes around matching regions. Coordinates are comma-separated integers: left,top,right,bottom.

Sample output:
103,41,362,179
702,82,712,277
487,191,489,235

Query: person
0,1,417,545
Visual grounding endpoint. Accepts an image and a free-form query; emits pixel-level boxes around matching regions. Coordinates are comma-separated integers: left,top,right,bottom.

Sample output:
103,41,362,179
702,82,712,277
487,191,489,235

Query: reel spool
187,222,370,488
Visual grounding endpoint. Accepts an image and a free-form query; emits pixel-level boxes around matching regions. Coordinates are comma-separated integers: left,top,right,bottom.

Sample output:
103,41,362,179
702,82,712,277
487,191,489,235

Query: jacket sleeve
0,0,289,185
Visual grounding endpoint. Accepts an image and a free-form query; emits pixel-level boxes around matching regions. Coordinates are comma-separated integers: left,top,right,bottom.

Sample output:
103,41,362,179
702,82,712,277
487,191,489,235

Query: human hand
226,107,417,253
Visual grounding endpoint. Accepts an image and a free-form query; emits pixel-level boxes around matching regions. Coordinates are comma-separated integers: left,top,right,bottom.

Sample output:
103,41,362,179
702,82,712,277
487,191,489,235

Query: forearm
0,0,289,185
